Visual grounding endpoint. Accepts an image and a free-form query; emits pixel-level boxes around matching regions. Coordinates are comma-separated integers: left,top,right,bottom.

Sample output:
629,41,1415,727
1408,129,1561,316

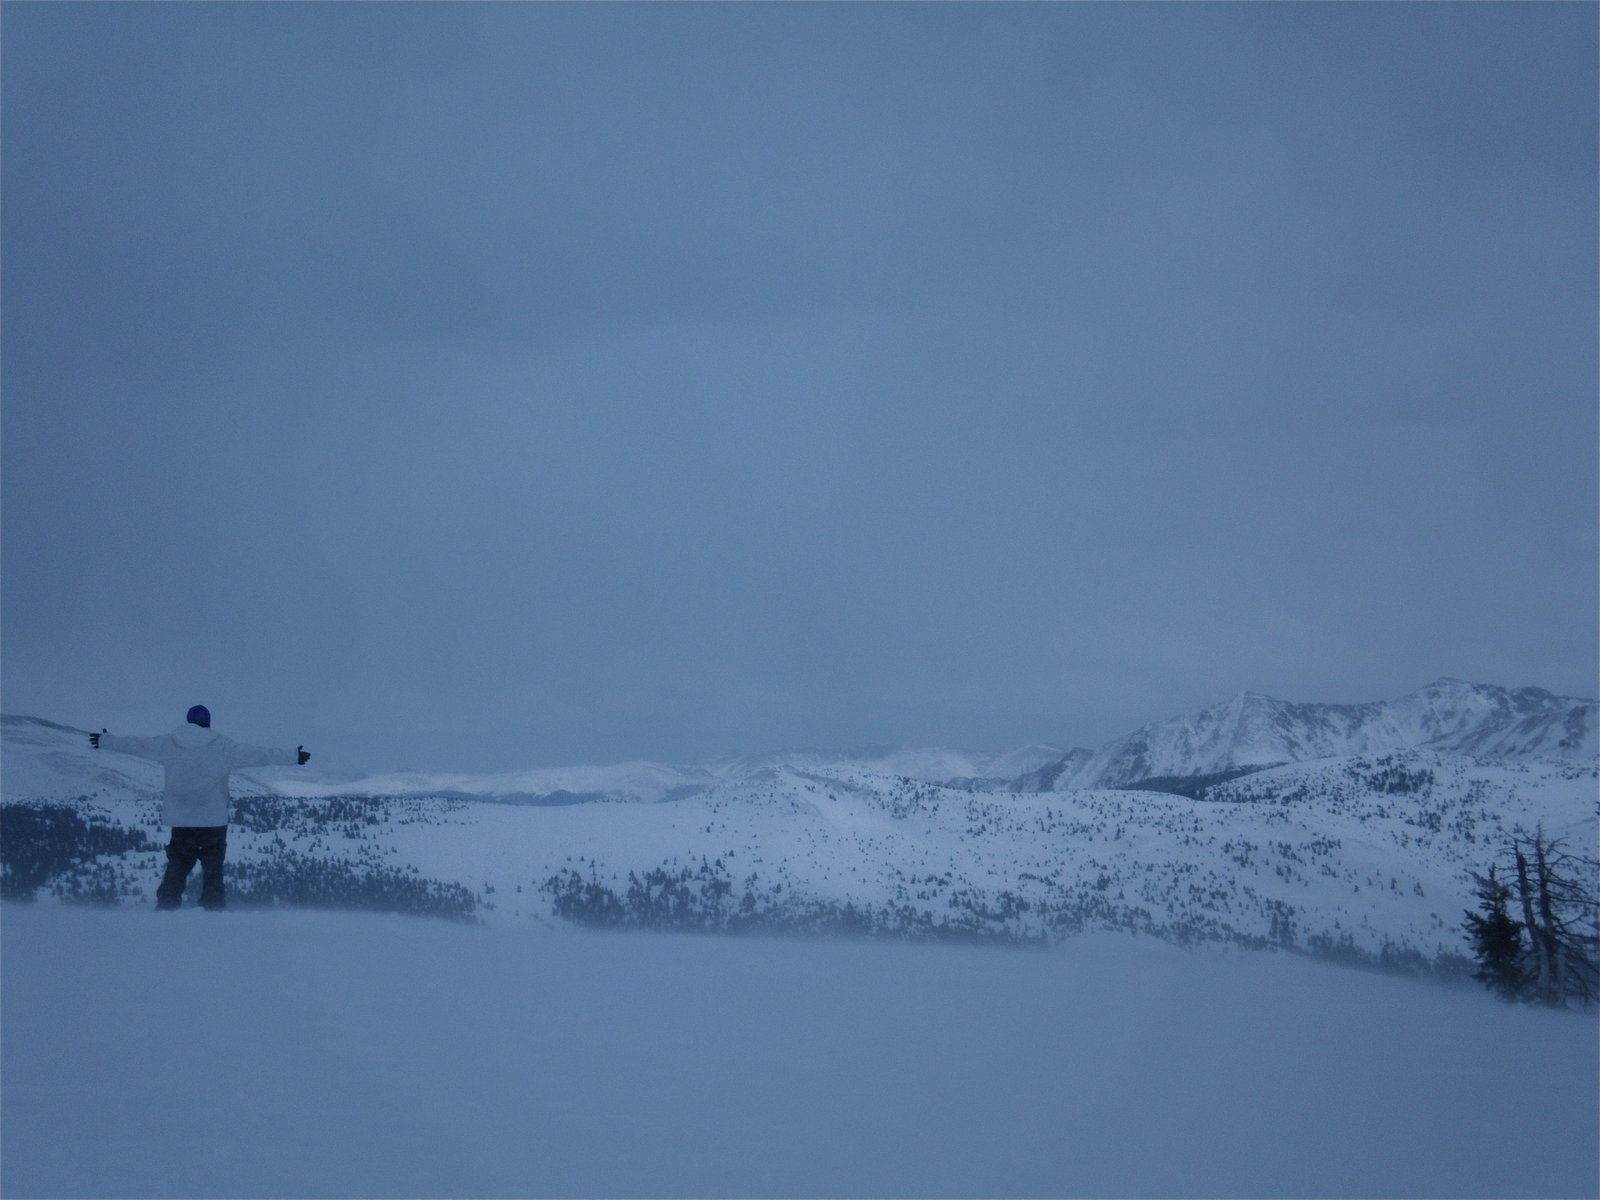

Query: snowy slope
1027,678,1598,790
13,742,1594,969
5,904,1594,1199
489,751,1594,961
0,716,163,799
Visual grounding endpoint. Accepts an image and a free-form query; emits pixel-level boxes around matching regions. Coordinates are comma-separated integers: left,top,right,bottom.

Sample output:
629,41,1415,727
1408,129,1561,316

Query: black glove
298,745,311,765
90,729,105,749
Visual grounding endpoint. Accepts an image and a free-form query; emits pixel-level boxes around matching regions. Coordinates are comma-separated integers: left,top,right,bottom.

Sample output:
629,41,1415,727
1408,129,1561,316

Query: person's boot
198,829,228,910
156,829,202,909
155,859,189,910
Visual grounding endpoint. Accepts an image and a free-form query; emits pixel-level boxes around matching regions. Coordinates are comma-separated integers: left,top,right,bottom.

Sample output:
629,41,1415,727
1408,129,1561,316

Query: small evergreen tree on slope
1463,864,1527,1002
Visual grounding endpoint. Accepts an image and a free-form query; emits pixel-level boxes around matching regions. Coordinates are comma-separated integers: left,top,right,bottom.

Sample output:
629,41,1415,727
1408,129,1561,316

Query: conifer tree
1467,829,1599,1009
1463,864,1527,1002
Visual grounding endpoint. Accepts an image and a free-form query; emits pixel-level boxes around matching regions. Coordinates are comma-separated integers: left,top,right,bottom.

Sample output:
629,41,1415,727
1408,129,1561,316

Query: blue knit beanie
186,705,211,728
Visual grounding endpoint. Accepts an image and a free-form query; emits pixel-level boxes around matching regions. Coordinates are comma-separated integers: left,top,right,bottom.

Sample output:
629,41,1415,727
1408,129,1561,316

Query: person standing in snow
90,705,310,911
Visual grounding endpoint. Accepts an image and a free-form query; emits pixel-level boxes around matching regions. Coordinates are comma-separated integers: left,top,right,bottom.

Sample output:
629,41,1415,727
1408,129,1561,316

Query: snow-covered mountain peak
1025,679,1597,792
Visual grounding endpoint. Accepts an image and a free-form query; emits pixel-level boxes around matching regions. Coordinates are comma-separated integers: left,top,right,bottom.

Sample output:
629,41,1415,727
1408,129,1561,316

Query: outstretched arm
93,731,168,760
222,737,306,769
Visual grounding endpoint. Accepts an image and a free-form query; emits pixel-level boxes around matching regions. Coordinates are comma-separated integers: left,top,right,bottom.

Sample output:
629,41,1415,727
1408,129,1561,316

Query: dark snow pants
156,826,229,911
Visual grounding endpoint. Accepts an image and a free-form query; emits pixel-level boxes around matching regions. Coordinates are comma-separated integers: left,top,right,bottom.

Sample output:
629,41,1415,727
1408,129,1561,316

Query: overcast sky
3,3,1595,772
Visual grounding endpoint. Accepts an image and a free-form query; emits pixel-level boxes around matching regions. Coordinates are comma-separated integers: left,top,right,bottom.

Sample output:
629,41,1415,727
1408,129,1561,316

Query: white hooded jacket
100,724,298,827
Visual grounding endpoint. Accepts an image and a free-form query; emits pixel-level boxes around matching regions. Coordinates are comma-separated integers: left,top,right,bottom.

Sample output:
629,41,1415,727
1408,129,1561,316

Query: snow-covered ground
2,903,1594,1199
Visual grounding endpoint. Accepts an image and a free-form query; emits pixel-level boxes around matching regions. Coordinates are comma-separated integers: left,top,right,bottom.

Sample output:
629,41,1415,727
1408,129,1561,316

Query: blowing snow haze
1,4,1595,773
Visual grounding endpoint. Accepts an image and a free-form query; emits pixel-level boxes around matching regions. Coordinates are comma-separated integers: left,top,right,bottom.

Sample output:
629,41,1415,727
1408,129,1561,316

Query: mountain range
2,678,1594,976
1016,677,1596,793
6,678,1589,807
